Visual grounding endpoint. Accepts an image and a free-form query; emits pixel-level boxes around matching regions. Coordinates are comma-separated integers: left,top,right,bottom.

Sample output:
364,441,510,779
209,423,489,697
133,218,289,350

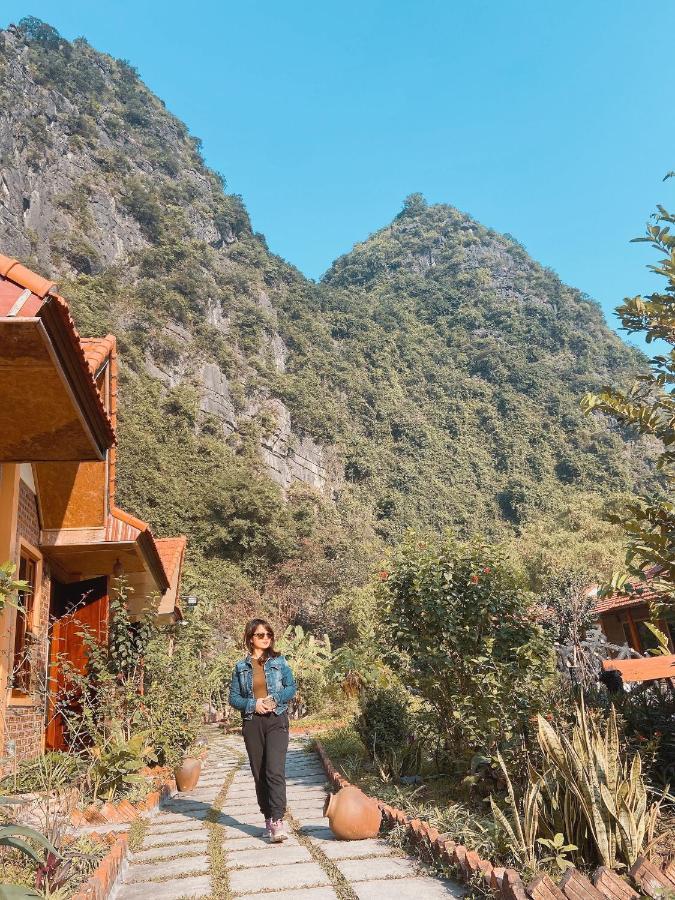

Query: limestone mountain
0,19,653,610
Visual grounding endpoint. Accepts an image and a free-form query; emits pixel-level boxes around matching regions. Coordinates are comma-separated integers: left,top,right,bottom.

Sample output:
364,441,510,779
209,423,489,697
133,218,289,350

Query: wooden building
594,575,675,684
0,255,186,760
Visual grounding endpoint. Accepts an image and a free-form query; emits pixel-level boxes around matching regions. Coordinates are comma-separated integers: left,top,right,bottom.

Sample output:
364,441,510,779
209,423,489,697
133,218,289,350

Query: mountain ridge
0,19,654,598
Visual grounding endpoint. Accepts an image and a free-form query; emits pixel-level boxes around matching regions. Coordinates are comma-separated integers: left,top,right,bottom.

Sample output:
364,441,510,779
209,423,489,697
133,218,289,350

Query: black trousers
242,711,289,820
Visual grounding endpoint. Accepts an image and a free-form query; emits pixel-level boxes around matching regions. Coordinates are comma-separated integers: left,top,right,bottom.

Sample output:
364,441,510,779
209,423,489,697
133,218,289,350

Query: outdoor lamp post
185,595,198,610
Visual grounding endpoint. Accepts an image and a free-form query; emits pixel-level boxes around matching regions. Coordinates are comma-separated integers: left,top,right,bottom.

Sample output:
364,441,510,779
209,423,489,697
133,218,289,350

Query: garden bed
314,731,675,900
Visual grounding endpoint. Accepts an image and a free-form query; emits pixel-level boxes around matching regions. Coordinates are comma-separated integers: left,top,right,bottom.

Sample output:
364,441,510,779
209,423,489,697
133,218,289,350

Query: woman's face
250,625,272,655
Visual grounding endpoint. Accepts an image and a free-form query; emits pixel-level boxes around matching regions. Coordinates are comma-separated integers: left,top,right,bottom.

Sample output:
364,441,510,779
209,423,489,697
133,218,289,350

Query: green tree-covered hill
277,195,653,535
0,20,653,627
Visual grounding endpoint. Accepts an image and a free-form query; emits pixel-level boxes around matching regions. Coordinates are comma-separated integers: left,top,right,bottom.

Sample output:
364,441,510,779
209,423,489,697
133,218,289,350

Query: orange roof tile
0,253,55,298
156,537,187,582
595,581,663,615
106,507,183,595
80,336,116,376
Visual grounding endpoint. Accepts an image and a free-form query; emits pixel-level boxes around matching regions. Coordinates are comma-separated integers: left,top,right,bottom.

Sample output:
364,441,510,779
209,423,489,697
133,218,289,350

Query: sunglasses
253,632,272,639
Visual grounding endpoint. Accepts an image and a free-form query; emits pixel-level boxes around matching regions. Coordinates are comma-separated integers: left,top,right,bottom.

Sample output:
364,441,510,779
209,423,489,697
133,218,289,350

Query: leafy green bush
87,728,156,802
356,686,420,779
615,684,675,789
380,533,556,767
0,562,27,612
144,625,208,767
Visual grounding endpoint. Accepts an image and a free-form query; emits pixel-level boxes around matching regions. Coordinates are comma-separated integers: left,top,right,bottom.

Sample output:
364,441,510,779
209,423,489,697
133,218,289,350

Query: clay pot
174,757,202,792
323,785,382,840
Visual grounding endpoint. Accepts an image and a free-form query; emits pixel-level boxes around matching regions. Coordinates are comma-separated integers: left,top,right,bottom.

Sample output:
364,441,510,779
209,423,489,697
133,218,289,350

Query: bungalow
595,579,674,656
594,575,675,684
0,255,186,761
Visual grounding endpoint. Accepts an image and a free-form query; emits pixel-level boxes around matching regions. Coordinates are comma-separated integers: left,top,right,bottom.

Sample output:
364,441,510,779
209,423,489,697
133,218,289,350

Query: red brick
560,867,605,900
629,858,675,898
528,873,567,900
503,868,529,900
592,867,639,900
491,867,506,897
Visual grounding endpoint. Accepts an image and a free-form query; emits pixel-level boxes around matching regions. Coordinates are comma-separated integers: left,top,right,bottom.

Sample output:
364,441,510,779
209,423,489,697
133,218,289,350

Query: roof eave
38,297,115,455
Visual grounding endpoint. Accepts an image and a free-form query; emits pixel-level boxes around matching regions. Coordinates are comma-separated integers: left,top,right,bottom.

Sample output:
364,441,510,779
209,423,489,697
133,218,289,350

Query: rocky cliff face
0,22,335,498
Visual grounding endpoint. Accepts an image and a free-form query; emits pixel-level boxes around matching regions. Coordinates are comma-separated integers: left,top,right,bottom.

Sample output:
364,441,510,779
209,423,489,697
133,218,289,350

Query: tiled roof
595,581,663,615
156,536,187,582
0,253,115,449
0,254,55,301
80,336,116,376
106,507,183,595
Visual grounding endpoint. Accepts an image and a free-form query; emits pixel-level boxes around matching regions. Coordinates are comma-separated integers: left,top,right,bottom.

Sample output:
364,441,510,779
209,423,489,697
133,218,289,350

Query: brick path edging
71,776,177,826
313,740,675,900
69,774,177,898
70,834,128,900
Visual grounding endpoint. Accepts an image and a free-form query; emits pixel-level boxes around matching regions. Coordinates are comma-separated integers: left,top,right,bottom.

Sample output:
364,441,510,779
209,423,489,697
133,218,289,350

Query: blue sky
3,1,674,348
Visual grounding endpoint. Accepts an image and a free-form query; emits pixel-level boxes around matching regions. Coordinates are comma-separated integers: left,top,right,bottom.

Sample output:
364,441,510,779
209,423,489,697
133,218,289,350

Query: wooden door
45,577,108,751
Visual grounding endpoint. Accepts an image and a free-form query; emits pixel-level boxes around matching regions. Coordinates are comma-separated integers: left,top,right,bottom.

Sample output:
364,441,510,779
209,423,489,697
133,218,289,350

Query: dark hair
243,618,279,662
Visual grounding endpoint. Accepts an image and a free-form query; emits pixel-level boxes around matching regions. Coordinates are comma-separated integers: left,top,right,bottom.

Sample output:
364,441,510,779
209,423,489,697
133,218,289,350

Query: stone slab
335,855,418,881
286,775,328,784
117,874,211,899
149,819,209,834
229,861,330,894
220,802,262,814
161,802,212,815
154,811,210,825
132,841,209,862
317,838,396,860
128,854,210,883
228,843,312,868
218,813,267,827
237,890,338,900
143,829,210,848
222,823,266,839
299,826,334,841
353,877,465,899
181,790,219,800
223,834,300,851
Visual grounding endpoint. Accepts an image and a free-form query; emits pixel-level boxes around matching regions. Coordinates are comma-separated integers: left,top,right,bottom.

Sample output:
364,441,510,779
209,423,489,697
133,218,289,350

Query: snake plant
537,699,658,868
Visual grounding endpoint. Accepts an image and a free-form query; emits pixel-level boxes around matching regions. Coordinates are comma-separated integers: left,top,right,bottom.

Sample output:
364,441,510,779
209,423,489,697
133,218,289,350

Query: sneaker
269,818,288,843
262,817,272,838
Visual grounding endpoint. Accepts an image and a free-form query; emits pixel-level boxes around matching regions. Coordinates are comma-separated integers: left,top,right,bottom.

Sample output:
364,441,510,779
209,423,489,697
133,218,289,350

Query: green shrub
87,728,156,802
381,532,557,767
356,686,420,779
144,626,207,767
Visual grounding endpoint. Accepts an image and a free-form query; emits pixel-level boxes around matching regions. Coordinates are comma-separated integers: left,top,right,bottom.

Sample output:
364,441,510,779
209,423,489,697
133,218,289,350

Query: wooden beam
603,654,675,683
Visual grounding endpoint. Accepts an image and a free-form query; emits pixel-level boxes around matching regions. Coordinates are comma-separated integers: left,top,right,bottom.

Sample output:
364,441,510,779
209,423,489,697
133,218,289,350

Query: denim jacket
229,654,297,720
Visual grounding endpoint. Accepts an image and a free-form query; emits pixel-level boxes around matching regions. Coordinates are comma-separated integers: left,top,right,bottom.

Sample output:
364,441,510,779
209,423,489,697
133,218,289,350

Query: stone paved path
116,729,463,899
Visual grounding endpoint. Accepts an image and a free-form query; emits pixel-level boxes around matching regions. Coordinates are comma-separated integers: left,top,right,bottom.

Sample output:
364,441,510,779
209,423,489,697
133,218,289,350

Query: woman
228,618,297,843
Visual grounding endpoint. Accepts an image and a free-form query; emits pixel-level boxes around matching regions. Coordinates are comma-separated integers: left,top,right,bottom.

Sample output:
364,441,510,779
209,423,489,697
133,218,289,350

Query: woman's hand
255,698,269,715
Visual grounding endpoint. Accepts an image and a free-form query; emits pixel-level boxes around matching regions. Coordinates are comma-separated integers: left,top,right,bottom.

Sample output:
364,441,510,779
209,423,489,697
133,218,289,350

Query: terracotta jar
174,757,202,792
323,785,381,840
